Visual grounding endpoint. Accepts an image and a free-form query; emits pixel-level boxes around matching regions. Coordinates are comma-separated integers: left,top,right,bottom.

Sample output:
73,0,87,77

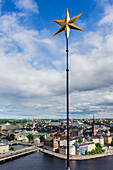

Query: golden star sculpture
53,8,83,38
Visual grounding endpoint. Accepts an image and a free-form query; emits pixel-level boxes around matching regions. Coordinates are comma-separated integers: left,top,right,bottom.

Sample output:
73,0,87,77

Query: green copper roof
34,138,40,141
69,145,75,148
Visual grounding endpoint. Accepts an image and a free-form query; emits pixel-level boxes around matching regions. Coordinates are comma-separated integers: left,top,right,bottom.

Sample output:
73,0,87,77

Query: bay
0,152,113,170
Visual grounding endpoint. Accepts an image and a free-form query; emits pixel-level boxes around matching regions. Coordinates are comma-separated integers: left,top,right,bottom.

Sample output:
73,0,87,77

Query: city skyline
0,0,113,119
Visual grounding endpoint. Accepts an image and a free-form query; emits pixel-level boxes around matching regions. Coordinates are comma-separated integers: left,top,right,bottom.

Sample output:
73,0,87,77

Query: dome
23,136,28,140
5,122,10,125
34,138,40,141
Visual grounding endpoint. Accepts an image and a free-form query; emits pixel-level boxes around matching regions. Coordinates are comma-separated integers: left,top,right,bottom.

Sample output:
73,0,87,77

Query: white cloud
14,0,39,13
1,2,113,119
98,4,113,25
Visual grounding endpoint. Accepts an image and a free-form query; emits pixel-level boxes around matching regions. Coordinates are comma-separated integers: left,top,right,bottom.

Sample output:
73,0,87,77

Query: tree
90,138,93,142
10,146,15,151
40,135,45,142
55,148,59,153
9,134,15,141
111,140,113,146
70,134,73,137
27,134,33,141
110,127,113,132
91,149,95,154
95,143,101,148
78,138,83,143
85,150,88,155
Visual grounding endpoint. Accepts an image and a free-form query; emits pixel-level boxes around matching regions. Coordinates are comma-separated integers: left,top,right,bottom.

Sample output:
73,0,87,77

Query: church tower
92,114,96,136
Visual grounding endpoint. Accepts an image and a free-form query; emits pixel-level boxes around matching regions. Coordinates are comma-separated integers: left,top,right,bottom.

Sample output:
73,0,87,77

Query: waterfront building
69,145,75,155
75,142,95,155
59,146,67,155
91,135,104,147
59,138,77,147
0,143,9,153
59,145,75,155
43,137,58,151
75,143,88,155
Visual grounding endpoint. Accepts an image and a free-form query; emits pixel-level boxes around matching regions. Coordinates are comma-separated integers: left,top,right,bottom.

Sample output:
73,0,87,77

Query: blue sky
0,0,113,119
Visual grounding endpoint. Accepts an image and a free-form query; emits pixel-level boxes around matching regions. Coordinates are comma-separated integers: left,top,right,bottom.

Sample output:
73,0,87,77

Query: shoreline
40,148,113,160
1,147,113,163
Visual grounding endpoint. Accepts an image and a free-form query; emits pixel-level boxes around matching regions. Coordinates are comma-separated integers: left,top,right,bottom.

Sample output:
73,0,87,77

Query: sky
0,0,113,119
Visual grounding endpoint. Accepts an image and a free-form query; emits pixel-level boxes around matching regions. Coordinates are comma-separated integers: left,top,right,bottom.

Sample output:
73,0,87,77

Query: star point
53,9,83,38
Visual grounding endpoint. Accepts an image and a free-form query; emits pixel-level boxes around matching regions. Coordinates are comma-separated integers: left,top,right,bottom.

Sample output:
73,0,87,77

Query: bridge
8,141,43,147
0,146,41,163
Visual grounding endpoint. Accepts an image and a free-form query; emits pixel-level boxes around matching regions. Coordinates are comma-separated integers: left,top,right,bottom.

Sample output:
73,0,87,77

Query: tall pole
52,8,83,170
66,37,70,170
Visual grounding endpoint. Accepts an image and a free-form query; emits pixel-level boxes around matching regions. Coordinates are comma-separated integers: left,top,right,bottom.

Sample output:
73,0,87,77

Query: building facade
0,144,9,153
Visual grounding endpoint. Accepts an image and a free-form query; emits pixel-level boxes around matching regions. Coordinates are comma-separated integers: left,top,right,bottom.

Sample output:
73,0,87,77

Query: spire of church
93,114,95,124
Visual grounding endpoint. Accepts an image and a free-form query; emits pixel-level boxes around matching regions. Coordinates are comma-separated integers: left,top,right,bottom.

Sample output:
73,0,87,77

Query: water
0,152,113,170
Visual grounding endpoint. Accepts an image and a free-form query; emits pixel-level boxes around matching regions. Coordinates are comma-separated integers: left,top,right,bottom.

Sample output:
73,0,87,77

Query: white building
59,145,75,155
92,136,104,147
0,143,9,153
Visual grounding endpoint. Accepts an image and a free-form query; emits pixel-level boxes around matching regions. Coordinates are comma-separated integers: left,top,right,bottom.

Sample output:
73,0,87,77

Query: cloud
98,4,113,25
0,11,66,118
0,2,113,119
13,0,39,14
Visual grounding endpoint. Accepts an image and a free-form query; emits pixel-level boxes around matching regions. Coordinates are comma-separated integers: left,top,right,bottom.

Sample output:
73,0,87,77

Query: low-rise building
0,143,9,153
91,135,104,147
69,145,75,155
103,135,112,144
59,145,75,155
75,142,95,155
43,137,58,151
59,146,67,155
59,138,76,147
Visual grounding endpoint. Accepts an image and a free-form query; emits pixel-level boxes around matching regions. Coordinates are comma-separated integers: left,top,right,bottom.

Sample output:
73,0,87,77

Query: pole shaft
66,37,69,169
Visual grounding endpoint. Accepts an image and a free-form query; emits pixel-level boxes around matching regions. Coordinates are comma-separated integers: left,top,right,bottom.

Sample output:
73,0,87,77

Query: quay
1,146,113,163
40,148,113,160
0,146,40,163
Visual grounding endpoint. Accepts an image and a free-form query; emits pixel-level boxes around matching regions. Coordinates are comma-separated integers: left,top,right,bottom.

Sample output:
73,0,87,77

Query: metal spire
53,8,83,170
